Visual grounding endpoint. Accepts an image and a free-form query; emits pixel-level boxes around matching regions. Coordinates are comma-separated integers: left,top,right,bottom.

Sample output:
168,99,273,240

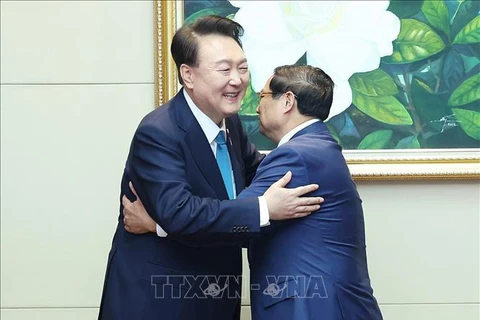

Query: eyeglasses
256,91,298,100
256,91,280,100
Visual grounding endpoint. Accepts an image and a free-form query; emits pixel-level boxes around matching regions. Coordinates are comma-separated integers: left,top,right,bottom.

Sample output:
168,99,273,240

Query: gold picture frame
153,1,480,181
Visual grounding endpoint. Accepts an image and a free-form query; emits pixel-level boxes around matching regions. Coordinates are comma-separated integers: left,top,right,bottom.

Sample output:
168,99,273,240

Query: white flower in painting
230,1,400,119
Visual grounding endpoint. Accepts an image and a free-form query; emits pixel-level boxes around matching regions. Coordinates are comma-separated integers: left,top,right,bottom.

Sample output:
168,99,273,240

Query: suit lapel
226,129,244,197
184,129,230,200
174,90,230,200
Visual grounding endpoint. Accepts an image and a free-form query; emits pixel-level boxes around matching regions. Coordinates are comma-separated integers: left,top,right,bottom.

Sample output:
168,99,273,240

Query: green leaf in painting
453,15,480,44
443,49,466,91
448,73,480,106
411,78,449,132
240,114,276,150
326,123,343,146
452,108,480,140
239,82,259,116
357,130,393,149
421,0,451,39
395,135,421,149
349,69,399,97
451,0,480,37
295,52,308,66
185,7,237,25
470,43,480,59
352,91,413,125
239,115,259,137
461,55,480,73
385,19,446,64
387,0,423,19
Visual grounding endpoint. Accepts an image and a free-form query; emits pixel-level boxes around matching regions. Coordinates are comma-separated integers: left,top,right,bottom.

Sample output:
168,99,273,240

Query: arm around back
129,121,261,241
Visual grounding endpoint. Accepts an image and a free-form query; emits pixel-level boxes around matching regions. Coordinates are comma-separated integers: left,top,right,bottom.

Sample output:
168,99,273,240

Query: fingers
122,196,132,229
272,171,292,188
293,212,311,218
122,206,129,223
294,184,319,196
129,181,139,199
123,209,134,233
123,213,129,229
287,210,314,220
295,195,324,206
121,195,129,207
287,200,323,220
289,204,321,219
298,204,321,213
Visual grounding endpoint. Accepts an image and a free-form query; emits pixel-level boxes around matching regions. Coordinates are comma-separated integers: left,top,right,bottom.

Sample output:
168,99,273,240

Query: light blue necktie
215,131,235,199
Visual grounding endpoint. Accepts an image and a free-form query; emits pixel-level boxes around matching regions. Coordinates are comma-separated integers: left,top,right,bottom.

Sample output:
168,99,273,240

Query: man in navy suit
98,16,323,320
242,65,383,319
125,64,383,319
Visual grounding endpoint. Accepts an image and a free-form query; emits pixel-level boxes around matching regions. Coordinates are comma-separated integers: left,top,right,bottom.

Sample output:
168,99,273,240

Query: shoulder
260,145,304,170
140,95,180,127
285,133,341,154
135,95,186,142
266,134,344,167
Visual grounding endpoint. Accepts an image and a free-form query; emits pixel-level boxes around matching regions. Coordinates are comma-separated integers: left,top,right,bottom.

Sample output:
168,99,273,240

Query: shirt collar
183,89,226,144
278,119,320,147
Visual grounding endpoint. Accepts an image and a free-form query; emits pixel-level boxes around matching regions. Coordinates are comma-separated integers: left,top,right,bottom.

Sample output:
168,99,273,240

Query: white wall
1,1,154,318
1,1,479,319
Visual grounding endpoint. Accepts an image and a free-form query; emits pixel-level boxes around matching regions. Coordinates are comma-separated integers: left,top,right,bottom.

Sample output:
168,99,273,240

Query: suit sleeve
238,147,311,199
129,123,261,243
237,147,312,235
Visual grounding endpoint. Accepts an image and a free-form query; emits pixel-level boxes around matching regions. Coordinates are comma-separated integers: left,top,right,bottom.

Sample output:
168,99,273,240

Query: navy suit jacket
99,90,264,320
239,121,383,320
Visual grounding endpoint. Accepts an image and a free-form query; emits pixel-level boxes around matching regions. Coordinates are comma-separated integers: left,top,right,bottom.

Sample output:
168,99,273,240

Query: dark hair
171,15,244,85
269,65,334,121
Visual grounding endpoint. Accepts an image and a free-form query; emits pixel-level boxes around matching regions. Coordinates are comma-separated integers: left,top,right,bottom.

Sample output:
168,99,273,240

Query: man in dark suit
125,64,383,319
241,65,383,319
98,16,323,320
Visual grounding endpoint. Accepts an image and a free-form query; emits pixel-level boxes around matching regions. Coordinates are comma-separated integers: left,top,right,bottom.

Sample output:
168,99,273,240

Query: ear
283,91,296,113
180,64,194,89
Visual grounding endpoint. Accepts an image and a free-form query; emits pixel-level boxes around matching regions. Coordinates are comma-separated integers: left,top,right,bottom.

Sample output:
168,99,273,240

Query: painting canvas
155,0,480,179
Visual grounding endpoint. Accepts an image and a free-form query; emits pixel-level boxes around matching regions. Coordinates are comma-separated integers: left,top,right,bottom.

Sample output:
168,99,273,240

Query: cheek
258,103,266,114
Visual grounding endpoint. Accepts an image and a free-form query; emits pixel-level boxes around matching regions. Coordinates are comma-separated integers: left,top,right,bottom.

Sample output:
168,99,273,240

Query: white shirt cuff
259,196,270,227
156,224,168,237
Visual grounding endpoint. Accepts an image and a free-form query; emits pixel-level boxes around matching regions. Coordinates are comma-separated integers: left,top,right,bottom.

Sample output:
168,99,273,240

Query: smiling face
181,34,249,125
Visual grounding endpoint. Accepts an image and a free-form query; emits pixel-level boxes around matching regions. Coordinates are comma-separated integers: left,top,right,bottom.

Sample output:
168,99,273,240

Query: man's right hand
122,182,157,234
264,171,323,220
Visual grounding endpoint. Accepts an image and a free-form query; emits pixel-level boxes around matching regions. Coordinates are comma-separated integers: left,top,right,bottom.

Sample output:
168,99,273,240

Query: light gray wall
1,1,479,319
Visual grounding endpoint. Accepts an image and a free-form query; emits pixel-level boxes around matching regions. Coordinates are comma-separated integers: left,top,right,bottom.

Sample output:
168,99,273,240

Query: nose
229,70,242,86
256,105,260,114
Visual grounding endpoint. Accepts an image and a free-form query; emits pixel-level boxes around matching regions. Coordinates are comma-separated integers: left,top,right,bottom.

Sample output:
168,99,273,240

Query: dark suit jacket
239,121,383,320
99,89,264,320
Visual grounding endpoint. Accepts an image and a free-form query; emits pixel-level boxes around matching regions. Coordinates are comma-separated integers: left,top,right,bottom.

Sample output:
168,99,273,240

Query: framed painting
154,0,480,180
